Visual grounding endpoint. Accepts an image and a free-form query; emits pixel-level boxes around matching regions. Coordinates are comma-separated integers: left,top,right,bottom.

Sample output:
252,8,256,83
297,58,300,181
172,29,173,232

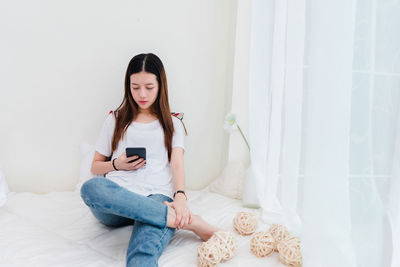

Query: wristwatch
173,190,187,200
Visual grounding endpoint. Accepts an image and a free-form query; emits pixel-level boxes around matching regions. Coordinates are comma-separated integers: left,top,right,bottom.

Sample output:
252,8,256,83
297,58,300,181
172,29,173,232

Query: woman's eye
147,87,154,90
132,87,139,90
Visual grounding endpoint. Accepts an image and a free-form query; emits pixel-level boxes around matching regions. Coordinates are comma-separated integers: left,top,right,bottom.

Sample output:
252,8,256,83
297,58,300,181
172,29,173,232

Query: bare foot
163,201,222,241
182,215,222,241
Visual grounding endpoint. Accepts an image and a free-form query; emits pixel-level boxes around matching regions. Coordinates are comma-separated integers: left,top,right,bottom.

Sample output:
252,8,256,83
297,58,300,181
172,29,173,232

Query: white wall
0,0,237,192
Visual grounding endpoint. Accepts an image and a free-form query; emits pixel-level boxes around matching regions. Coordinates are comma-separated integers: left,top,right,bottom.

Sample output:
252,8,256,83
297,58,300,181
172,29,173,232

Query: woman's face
130,71,159,113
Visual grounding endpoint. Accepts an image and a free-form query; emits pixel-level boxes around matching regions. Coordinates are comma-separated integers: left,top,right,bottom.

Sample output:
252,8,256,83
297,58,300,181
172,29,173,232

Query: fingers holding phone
129,155,146,170
114,152,146,171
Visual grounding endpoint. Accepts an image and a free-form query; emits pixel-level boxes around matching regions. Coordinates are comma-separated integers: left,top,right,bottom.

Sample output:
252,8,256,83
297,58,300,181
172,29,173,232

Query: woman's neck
135,111,158,123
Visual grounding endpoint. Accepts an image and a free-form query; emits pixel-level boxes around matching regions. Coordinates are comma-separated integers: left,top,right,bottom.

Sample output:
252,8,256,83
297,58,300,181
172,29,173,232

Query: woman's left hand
164,194,192,229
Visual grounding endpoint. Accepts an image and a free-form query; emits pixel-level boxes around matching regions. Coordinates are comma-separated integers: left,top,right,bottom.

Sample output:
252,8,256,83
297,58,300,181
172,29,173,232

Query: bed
0,187,287,267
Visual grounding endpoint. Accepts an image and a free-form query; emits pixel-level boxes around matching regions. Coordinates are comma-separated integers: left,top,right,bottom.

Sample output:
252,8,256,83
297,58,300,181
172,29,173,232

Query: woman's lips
139,101,148,104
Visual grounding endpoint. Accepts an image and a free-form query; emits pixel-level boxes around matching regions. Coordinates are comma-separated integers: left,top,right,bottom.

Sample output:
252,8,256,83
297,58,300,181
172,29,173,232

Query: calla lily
223,112,250,151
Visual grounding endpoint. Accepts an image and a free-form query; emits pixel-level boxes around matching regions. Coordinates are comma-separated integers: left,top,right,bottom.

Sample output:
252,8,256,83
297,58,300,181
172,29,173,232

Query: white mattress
0,189,286,267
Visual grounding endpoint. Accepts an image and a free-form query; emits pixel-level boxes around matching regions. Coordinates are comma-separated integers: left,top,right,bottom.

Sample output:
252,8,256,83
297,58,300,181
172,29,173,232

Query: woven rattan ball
197,240,222,267
250,231,275,257
277,236,302,267
268,224,291,251
233,211,258,235
209,231,237,261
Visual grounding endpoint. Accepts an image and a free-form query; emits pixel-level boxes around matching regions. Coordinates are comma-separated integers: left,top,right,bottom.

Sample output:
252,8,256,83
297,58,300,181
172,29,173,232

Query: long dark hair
111,53,175,161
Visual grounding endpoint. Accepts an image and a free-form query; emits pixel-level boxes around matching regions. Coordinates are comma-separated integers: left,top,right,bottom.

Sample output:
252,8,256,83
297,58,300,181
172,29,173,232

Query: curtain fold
278,0,305,235
243,0,304,234
243,0,273,210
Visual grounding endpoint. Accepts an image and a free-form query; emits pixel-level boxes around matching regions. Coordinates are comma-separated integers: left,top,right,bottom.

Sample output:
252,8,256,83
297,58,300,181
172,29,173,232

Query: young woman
80,53,219,267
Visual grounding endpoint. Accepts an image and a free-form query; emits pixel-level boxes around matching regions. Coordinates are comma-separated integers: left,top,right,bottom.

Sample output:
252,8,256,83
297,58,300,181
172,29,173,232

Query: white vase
242,166,260,208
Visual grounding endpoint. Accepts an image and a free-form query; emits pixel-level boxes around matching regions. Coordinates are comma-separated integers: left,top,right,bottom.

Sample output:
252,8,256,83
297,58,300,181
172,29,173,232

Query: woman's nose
139,88,147,97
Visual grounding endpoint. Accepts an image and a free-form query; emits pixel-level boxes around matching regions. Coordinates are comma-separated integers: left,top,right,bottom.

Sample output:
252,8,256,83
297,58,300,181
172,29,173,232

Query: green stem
237,124,250,151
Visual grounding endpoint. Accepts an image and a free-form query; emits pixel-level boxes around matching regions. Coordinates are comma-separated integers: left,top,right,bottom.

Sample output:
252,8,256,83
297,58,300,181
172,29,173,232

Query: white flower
223,112,250,151
224,112,238,133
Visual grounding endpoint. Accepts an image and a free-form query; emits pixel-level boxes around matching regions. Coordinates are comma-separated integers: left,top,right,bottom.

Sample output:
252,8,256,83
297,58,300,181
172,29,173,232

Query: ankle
166,206,177,228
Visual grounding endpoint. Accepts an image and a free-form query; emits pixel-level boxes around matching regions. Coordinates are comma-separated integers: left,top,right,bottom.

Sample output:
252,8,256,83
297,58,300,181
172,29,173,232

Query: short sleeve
172,116,185,150
95,113,116,157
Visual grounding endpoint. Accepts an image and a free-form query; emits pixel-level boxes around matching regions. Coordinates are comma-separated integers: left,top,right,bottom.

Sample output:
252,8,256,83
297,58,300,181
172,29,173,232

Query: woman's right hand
114,152,146,171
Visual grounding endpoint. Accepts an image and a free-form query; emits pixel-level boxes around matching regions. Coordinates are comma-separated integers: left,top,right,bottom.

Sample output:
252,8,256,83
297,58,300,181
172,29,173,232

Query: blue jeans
80,177,176,267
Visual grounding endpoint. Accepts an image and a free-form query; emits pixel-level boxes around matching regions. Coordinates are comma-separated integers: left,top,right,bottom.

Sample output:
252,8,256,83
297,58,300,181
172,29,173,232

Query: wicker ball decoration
233,211,258,236
250,231,275,257
277,236,302,267
209,231,237,262
268,224,291,251
197,240,222,267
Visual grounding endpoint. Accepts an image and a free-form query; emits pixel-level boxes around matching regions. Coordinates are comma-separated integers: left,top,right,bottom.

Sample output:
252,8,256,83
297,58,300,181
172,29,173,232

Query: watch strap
173,190,187,200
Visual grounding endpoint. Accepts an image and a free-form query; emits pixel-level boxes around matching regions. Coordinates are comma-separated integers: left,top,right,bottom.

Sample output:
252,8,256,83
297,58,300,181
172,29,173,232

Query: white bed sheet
0,189,286,267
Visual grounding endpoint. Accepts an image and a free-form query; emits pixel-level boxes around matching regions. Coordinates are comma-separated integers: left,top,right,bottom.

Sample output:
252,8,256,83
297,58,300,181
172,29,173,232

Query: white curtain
243,0,400,266
300,0,358,264
243,0,304,234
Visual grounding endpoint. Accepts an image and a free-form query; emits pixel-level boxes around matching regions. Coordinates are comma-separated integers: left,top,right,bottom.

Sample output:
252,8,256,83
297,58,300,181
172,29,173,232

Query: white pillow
208,160,244,199
0,163,10,207
75,142,96,192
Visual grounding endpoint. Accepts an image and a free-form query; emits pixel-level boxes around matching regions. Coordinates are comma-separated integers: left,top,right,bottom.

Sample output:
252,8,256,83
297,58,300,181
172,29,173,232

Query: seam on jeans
155,227,174,253
155,198,174,253
153,208,170,253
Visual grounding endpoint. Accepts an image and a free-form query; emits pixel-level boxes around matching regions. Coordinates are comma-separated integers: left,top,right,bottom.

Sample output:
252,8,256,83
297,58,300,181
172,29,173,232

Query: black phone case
125,147,146,163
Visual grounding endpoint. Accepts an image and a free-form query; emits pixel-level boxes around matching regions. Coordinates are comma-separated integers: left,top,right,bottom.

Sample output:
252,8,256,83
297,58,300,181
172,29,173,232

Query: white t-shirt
95,113,185,199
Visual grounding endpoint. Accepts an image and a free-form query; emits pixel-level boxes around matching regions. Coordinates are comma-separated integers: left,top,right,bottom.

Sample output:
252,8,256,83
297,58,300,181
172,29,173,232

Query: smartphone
125,147,146,163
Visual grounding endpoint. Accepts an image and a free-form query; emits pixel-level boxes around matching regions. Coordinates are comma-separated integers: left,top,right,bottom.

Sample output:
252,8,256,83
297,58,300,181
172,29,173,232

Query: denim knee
80,177,106,204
